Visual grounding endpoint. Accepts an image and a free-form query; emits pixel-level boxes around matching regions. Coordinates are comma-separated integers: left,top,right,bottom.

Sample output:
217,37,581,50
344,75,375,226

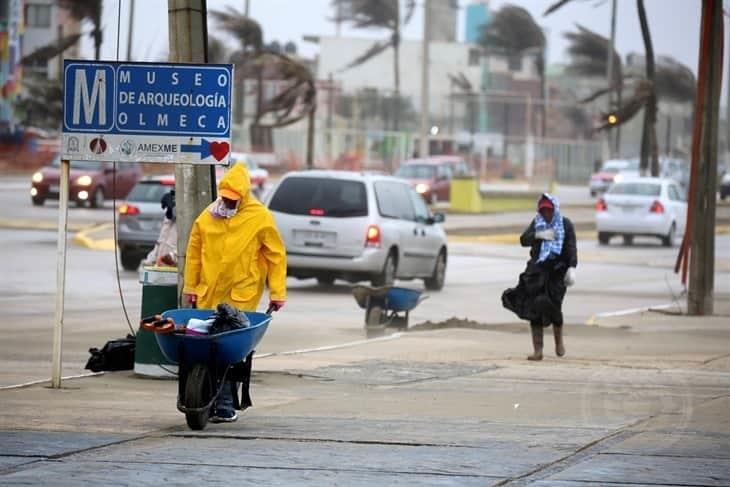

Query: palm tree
545,0,661,176
209,7,263,127
331,0,416,131
478,5,546,136
59,0,103,60
210,8,315,151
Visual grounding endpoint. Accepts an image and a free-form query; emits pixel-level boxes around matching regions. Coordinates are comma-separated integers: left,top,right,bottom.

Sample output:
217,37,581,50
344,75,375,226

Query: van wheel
372,252,396,287
662,223,676,247
120,249,143,271
424,250,446,291
317,276,335,286
598,232,610,245
622,235,633,246
31,196,45,206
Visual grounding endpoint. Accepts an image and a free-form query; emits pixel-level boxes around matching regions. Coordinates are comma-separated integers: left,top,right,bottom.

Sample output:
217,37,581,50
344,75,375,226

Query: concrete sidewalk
1,306,729,485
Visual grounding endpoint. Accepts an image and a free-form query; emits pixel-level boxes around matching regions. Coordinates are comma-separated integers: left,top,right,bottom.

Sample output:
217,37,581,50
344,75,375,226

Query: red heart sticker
209,141,230,161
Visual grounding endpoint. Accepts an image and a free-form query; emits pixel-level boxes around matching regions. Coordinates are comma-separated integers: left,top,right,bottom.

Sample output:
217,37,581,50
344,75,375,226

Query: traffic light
607,113,619,125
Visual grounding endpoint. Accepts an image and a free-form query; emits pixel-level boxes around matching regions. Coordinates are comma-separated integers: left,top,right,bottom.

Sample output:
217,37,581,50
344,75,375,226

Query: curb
73,223,116,251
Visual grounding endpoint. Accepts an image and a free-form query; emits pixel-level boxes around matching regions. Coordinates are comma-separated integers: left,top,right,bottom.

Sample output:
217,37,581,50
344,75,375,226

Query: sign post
51,159,69,388
55,59,232,387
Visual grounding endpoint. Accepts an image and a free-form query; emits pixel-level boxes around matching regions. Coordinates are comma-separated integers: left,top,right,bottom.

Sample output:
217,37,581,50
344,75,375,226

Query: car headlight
415,183,430,194
32,172,43,183
76,175,93,186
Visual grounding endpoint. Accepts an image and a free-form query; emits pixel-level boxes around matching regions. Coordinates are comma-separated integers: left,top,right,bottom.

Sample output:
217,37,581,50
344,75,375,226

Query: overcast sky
86,0,708,82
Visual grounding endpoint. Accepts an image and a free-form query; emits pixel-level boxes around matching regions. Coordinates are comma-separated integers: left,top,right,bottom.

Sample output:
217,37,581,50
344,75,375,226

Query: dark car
117,176,176,270
31,156,141,207
395,156,470,204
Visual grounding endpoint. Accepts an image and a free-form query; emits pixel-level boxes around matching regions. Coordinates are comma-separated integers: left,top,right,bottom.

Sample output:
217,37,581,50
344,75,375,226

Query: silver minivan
265,171,448,290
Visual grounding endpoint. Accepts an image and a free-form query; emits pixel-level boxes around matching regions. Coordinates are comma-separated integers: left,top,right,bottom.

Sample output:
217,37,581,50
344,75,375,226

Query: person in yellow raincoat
182,161,286,423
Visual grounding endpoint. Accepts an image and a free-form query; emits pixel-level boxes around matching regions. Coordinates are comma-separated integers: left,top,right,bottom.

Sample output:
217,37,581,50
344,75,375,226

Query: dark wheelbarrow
154,309,271,431
352,285,427,336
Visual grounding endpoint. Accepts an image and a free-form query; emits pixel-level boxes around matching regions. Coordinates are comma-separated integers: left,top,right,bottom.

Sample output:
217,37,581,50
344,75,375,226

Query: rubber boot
553,325,566,357
527,323,543,361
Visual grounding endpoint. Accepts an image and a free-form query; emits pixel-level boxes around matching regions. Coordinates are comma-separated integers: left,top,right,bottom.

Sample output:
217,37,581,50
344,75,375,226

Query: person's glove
268,300,285,312
184,293,197,306
535,228,555,241
564,267,576,287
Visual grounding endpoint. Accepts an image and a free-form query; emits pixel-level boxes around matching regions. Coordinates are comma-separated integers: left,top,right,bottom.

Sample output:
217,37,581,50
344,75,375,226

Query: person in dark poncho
502,193,577,360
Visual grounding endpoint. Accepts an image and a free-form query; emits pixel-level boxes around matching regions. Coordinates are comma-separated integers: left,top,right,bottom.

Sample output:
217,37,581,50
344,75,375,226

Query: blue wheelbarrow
352,285,427,335
154,309,272,430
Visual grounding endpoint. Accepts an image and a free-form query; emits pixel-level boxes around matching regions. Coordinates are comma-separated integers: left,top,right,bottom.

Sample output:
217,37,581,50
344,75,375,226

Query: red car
395,156,472,204
30,157,141,208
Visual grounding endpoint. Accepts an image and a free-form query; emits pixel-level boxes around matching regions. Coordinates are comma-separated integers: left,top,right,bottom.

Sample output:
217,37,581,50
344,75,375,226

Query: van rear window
269,177,368,217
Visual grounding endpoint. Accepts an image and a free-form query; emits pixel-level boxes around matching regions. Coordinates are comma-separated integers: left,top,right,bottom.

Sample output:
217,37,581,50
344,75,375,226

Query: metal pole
306,105,316,169
51,159,70,388
126,0,135,61
606,0,617,157
168,0,214,306
244,0,250,16
525,93,534,180
419,0,432,158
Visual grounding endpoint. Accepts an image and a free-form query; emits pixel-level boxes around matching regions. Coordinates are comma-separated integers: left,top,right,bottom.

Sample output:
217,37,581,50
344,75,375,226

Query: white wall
318,36,482,117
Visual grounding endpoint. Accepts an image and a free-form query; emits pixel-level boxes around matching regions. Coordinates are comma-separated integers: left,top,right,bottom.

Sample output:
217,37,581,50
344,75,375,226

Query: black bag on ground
209,303,250,335
85,335,136,372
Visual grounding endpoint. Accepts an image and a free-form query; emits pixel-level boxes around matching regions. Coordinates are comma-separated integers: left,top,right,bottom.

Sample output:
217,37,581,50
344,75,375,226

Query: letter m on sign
63,62,115,133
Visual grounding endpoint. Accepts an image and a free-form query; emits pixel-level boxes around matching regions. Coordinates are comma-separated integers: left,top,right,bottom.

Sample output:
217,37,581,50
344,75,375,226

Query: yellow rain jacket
183,162,287,311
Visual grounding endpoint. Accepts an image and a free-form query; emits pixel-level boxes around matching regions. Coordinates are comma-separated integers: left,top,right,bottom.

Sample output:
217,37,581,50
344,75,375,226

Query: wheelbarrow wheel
185,364,212,431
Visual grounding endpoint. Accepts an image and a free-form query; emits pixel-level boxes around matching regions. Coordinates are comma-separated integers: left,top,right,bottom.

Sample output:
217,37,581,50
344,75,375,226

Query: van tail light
649,200,665,214
118,203,140,215
365,225,381,247
595,198,607,212
309,208,325,216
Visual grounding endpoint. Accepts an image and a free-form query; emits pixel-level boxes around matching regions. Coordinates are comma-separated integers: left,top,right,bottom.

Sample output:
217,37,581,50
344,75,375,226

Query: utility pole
688,0,723,315
419,0,432,159
606,0,617,157
168,0,214,305
126,0,135,61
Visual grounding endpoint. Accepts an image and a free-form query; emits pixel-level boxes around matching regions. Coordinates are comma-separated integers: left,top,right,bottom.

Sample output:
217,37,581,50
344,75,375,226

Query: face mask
210,198,238,219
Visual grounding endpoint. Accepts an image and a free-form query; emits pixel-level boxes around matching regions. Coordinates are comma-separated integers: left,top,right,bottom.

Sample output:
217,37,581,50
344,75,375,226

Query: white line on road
585,303,678,325
0,372,104,390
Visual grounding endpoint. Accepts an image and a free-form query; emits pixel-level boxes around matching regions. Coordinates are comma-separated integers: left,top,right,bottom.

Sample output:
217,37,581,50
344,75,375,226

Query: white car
265,171,448,289
589,159,640,197
595,177,687,247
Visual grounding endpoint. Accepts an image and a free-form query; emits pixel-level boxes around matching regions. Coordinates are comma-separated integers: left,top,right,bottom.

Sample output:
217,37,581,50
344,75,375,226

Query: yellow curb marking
0,217,88,232
73,223,116,251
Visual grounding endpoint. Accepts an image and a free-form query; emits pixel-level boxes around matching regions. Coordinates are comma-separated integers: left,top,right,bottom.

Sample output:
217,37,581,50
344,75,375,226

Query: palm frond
210,7,263,51
544,0,575,16
20,33,82,66
331,0,399,30
478,5,545,55
338,39,392,72
654,56,696,103
448,72,473,92
595,79,652,130
403,0,417,25
564,24,622,81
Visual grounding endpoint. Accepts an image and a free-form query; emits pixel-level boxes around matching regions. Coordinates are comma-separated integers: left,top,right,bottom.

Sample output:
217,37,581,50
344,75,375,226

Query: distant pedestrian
502,193,577,360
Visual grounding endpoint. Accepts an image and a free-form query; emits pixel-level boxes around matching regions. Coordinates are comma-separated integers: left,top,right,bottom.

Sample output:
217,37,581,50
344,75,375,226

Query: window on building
468,48,481,67
26,4,52,28
508,54,523,72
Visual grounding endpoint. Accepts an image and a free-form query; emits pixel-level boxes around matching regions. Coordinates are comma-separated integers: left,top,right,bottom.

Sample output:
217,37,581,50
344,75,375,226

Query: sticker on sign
61,60,233,164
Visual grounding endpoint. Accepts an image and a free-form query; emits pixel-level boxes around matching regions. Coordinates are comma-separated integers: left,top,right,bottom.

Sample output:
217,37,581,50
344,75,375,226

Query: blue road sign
61,60,233,164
